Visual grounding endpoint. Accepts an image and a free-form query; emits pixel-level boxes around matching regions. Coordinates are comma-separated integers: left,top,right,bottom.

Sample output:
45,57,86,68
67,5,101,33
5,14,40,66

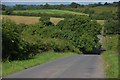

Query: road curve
5,55,105,78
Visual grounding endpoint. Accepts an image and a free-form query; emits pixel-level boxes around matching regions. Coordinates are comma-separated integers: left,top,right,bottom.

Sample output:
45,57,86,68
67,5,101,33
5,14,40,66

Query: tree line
1,2,118,10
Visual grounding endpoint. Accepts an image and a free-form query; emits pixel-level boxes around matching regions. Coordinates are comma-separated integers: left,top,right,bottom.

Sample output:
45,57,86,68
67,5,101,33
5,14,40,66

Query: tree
39,17,54,26
104,19,120,34
1,4,6,10
5,7,13,15
69,2,80,8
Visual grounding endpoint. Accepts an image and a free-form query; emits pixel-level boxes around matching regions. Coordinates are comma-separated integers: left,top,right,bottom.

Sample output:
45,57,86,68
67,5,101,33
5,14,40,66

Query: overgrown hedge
2,16,102,61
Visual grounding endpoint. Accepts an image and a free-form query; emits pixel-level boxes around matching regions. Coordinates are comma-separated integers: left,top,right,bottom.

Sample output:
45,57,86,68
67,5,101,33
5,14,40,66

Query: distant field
2,15,39,24
78,6,117,14
14,9,88,15
90,6,117,13
97,20,105,25
2,15,64,25
50,17,64,25
3,15,105,25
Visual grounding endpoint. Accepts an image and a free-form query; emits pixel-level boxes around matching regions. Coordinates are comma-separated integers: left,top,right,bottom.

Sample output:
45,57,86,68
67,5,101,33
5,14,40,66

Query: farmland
90,6,117,13
2,15,39,24
2,15,64,25
14,9,88,15
3,15,104,25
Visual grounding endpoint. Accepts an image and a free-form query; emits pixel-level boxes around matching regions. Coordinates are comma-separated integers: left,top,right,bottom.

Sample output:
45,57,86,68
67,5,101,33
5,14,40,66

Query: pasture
90,6,117,13
14,9,88,15
79,6,117,13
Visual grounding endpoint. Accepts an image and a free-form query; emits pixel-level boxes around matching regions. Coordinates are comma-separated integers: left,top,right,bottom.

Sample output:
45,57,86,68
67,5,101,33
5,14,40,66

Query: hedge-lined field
2,15,64,25
3,15,105,25
2,15,39,24
14,9,88,15
90,6,117,14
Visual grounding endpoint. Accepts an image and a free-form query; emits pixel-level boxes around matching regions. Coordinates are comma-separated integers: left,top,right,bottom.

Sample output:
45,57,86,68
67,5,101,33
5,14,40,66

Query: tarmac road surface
6,55,105,78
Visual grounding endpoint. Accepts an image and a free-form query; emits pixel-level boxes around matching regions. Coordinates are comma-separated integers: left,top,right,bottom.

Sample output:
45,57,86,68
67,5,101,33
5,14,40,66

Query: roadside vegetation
101,16,119,78
2,15,102,76
2,1,119,77
3,52,77,77
102,35,119,78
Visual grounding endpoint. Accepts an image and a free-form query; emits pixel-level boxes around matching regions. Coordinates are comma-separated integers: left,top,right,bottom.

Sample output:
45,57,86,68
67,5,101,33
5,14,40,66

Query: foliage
56,16,101,53
39,16,54,26
83,8,95,14
2,15,101,61
5,7,13,15
2,19,37,61
104,19,120,34
102,35,119,78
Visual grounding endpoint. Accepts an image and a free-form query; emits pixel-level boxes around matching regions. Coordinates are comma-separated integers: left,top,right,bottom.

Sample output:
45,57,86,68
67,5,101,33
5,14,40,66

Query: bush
2,19,37,61
2,19,23,60
39,16,54,26
56,16,101,53
35,38,81,54
104,19,120,34
5,7,13,15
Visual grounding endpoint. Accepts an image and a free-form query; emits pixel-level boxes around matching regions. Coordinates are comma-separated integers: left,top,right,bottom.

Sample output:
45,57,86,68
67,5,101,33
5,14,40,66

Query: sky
1,0,120,2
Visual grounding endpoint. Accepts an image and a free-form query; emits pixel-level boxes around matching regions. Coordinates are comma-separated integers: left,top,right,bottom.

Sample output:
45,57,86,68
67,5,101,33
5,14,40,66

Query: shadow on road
83,48,106,55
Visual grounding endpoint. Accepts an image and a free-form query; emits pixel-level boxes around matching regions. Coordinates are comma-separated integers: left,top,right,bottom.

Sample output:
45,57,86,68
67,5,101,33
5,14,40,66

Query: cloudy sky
1,0,120,2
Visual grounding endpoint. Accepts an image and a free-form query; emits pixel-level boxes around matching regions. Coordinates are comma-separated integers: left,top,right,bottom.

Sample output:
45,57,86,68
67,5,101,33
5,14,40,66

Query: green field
90,6,117,13
14,9,88,15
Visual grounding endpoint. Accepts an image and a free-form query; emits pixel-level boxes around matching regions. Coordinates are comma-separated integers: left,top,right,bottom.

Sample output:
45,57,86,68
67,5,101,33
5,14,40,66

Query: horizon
2,1,117,6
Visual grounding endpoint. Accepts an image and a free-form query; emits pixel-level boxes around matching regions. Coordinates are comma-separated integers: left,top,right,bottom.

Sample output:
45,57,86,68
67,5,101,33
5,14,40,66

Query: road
5,55,105,78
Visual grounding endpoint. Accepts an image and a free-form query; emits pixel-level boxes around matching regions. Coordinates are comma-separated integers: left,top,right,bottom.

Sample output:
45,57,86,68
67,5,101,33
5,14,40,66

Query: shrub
56,16,101,53
5,7,13,15
39,16,54,26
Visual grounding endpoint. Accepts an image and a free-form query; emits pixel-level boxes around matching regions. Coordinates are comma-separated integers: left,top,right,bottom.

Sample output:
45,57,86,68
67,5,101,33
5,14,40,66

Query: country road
5,55,105,78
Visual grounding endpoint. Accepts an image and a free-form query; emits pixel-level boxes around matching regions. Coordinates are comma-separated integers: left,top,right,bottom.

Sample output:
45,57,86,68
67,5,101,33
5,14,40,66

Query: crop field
2,15,64,25
2,15,40,24
14,9,88,15
50,17,64,25
3,15,104,25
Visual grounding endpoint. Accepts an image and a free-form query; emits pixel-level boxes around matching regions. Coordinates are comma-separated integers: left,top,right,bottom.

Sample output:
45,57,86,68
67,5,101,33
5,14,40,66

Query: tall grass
102,35,119,78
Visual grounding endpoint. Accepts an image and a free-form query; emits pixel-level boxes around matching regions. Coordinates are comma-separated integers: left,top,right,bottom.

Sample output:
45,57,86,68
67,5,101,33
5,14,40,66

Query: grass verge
2,52,78,77
102,51,119,78
101,35,119,78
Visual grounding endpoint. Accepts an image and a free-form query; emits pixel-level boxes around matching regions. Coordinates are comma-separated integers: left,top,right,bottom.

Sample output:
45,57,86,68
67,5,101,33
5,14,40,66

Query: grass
14,9,88,15
2,52,78,77
97,20,105,25
2,15,64,25
90,6,117,14
101,35,119,78
102,51,119,78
